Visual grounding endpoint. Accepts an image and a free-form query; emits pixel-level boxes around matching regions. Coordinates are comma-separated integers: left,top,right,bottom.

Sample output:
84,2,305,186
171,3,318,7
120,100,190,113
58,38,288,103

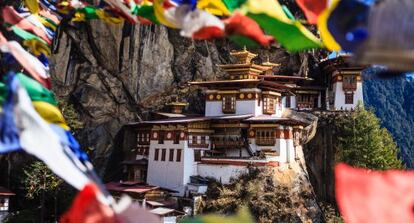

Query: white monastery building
121,49,364,196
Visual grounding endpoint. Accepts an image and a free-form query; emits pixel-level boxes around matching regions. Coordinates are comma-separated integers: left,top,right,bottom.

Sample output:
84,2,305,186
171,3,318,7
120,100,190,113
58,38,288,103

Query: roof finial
243,45,247,52
266,55,270,63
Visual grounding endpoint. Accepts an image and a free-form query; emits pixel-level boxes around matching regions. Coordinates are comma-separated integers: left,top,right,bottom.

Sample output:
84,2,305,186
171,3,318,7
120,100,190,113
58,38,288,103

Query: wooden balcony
255,138,276,146
213,140,244,148
137,141,150,145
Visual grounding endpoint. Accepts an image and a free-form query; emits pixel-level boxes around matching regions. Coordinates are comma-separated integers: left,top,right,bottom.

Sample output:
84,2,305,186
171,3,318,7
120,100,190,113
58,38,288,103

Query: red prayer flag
2,6,52,44
223,12,273,47
0,32,6,44
335,163,414,223
296,0,327,24
193,26,225,40
60,184,117,223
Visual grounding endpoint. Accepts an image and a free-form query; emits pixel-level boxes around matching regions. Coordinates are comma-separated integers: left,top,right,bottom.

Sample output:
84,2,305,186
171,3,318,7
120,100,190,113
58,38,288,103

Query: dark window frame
285,96,291,108
174,132,180,144
154,149,159,161
158,131,165,144
169,149,174,161
222,95,236,113
161,149,166,161
176,149,182,162
345,92,354,104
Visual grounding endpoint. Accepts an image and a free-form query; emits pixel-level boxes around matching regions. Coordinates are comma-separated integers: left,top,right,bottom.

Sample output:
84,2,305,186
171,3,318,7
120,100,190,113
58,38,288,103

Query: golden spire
230,47,257,64
261,55,280,69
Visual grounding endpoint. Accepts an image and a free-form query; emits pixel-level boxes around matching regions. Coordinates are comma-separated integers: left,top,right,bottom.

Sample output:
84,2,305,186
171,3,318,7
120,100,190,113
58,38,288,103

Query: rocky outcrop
303,112,351,204
50,20,324,174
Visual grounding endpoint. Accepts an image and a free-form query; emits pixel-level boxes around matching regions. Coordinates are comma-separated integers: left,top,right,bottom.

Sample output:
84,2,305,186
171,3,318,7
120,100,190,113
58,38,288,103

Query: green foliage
364,74,414,168
58,99,84,132
319,202,343,223
202,168,319,223
181,207,254,223
336,105,403,170
23,161,63,199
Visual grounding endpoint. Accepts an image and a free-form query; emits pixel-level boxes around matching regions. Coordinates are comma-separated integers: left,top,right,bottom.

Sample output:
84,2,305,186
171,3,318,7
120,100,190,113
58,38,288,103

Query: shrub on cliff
336,105,404,170
202,168,321,223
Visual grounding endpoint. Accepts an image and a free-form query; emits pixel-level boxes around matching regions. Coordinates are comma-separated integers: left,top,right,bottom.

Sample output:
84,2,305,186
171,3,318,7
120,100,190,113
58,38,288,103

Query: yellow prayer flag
24,0,40,14
317,0,341,51
197,0,231,16
154,0,179,28
33,101,70,131
242,0,289,22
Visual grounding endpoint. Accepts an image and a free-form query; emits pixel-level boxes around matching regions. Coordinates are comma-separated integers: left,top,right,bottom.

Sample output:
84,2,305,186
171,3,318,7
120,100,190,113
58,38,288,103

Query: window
263,97,275,114
200,136,206,145
137,133,142,143
144,148,149,156
222,95,236,113
169,149,174,161
161,149,166,161
158,131,164,144
255,129,276,146
343,75,357,90
176,149,182,162
154,149,159,161
194,150,201,162
191,135,197,145
174,132,180,144
285,96,291,108
345,92,354,104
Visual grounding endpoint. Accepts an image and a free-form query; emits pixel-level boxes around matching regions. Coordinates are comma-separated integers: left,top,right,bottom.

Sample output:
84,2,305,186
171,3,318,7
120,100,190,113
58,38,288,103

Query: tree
23,161,63,223
336,105,403,170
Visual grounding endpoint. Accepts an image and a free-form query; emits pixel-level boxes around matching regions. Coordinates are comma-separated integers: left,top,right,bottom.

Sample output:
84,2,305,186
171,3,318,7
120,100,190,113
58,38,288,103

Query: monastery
119,49,364,197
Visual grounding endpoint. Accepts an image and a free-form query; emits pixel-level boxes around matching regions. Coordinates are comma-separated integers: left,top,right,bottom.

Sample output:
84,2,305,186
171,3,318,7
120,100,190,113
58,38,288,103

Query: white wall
147,140,196,196
198,164,248,184
286,139,295,163
236,100,260,116
205,101,223,116
205,100,260,116
332,82,363,110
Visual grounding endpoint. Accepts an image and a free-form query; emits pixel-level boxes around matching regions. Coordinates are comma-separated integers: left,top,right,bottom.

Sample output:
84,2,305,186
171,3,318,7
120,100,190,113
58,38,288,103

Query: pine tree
336,105,403,170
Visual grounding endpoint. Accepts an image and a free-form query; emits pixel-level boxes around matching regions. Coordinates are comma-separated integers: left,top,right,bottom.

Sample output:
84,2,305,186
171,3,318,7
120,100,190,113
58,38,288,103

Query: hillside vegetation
363,74,414,168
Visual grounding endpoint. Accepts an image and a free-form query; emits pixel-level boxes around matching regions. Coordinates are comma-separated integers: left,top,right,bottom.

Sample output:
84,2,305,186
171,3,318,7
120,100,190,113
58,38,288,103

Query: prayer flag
24,0,40,14
224,12,273,47
0,41,51,88
2,6,52,44
295,0,327,24
326,0,369,52
336,163,414,223
12,74,91,190
0,73,22,154
180,8,224,39
33,101,70,130
245,0,323,52
60,184,116,223
222,0,247,12
197,0,231,16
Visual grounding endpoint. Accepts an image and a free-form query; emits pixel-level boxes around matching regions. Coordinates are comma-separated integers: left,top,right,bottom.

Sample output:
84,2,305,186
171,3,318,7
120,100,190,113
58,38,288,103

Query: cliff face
50,21,322,174
303,112,346,204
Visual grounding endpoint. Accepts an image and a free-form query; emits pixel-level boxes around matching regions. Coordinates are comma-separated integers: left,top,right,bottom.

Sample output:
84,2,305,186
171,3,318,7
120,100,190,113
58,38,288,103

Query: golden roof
230,47,258,64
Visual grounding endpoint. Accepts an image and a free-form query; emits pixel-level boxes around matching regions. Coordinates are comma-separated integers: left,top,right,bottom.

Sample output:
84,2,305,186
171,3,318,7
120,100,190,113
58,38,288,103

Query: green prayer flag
136,5,160,24
11,26,48,45
79,6,100,20
229,35,259,48
0,73,57,106
222,0,247,12
247,12,323,52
